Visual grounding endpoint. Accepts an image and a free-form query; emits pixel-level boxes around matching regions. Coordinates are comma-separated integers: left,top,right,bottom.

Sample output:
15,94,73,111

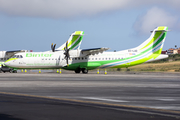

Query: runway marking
157,99,176,101
0,91,180,117
81,97,129,102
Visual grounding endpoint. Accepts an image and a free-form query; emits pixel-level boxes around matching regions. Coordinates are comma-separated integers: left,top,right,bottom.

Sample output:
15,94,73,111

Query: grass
124,61,180,72
96,61,180,72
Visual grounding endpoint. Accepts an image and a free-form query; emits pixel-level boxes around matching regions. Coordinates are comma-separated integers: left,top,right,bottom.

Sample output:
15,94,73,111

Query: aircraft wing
6,50,28,57
81,47,109,56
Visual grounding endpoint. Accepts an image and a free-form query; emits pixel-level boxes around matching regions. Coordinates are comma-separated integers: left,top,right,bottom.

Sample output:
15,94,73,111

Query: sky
0,0,180,52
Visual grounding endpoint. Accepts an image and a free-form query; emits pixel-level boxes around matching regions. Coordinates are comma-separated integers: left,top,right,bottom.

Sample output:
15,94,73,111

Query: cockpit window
12,55,16,58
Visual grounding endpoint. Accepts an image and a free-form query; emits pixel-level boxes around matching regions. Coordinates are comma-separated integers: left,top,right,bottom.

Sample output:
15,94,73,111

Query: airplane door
56,56,61,66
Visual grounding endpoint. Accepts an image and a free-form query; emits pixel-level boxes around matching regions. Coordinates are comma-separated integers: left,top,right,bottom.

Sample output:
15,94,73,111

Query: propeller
64,41,70,66
51,43,56,52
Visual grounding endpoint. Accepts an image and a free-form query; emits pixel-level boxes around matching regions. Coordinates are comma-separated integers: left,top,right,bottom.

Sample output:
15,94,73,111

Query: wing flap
81,47,109,56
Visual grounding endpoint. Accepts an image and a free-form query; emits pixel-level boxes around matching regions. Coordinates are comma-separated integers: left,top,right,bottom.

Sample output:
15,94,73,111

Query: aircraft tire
13,70,17,73
82,68,88,74
75,69,81,73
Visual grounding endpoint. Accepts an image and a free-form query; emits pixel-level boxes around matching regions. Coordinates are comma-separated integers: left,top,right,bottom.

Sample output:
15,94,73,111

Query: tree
175,45,177,49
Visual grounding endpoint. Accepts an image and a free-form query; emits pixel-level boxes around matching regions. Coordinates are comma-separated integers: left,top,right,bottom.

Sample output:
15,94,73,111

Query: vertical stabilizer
57,31,84,50
136,26,168,54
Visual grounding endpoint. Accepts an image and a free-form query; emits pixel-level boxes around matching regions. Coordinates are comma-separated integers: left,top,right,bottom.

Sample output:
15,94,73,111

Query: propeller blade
51,43,54,52
65,41,68,50
64,41,70,66
53,44,56,52
51,43,56,52
66,58,69,66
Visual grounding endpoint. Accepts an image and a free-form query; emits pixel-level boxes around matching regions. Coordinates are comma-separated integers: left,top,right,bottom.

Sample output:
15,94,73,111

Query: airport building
162,48,180,54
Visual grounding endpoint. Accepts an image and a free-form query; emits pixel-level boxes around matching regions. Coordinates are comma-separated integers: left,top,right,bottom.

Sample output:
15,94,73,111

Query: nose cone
4,62,9,66
4,58,17,67
4,60,11,67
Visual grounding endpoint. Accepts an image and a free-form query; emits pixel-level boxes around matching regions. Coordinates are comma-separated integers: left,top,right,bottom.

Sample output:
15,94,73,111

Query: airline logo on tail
57,31,84,51
138,26,168,53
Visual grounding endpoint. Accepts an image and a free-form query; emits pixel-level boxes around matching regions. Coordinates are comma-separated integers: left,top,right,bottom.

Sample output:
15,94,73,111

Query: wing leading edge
81,47,109,56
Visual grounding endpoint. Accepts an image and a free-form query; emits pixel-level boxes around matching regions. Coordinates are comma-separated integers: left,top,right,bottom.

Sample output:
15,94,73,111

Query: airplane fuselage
5,50,168,70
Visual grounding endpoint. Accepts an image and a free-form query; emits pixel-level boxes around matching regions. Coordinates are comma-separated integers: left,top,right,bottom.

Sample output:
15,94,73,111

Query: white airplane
0,31,84,73
5,26,169,74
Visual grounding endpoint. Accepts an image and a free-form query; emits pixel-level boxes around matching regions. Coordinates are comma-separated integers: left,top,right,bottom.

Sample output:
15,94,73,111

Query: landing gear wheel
13,70,17,73
75,69,81,73
82,68,88,74
9,69,12,73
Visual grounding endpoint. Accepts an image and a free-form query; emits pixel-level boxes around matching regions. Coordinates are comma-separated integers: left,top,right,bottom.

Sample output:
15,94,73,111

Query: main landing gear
75,68,88,74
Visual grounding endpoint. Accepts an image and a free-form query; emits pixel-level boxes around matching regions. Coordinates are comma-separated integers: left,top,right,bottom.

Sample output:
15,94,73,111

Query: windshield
12,55,23,58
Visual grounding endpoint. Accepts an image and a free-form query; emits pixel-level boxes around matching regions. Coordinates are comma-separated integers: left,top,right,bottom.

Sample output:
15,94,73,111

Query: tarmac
0,72,180,120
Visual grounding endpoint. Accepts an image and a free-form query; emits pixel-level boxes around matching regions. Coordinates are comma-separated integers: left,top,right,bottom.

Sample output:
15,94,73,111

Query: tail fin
57,31,84,50
136,26,168,54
